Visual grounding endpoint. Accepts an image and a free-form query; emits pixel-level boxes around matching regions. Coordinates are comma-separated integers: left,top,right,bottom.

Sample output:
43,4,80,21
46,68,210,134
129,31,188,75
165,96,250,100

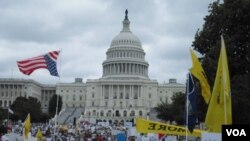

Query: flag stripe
49,51,59,60
18,64,47,71
17,59,45,67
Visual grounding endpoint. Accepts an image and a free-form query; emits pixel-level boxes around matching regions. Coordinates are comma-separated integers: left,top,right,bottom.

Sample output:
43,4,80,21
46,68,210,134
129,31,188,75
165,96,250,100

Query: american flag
17,51,60,77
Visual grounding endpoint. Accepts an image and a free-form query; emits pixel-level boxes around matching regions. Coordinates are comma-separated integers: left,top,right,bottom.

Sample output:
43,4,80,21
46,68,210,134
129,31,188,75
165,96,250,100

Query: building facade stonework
0,78,56,113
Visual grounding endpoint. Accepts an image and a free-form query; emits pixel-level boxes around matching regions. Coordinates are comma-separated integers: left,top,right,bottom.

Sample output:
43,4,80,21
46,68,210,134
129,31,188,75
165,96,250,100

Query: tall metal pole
55,50,62,127
55,94,59,125
185,73,189,141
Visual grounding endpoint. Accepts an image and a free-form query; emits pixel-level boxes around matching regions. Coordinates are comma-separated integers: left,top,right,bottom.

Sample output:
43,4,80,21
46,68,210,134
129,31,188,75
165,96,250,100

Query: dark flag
186,73,197,133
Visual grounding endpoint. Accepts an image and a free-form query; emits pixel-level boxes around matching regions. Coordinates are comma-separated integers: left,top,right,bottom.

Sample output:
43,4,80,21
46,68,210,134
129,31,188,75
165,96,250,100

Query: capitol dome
102,10,149,80
110,32,142,48
110,13,142,48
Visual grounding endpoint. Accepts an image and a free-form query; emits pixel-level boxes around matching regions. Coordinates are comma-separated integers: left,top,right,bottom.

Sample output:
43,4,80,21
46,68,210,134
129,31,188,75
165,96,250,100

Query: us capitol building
0,10,185,124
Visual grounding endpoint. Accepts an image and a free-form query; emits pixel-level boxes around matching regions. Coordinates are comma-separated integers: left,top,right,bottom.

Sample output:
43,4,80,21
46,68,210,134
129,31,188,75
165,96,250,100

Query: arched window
139,111,143,116
123,111,127,117
130,111,135,116
115,110,120,117
100,110,104,116
92,110,96,116
107,110,112,117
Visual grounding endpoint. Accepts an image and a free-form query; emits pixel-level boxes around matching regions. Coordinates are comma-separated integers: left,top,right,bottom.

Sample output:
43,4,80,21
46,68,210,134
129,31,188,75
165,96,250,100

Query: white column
111,85,113,100
109,64,111,74
118,64,120,73
126,63,128,74
135,64,139,74
131,85,134,99
134,64,136,74
141,65,143,75
123,85,125,99
129,63,132,74
108,85,111,100
110,64,113,74
139,65,141,74
138,65,140,74
142,65,145,75
104,65,107,75
112,64,114,74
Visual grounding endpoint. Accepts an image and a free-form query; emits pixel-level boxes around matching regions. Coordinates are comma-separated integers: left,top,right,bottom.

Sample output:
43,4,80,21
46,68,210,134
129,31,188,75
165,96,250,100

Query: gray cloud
0,0,214,84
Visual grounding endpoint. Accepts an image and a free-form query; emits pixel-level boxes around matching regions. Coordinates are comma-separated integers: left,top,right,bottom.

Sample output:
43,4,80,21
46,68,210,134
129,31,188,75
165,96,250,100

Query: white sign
201,132,221,141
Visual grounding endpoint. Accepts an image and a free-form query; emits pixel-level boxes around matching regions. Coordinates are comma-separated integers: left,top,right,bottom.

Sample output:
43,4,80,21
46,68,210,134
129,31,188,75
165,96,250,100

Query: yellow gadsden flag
189,49,211,104
36,128,43,141
205,36,232,132
24,113,31,139
136,118,202,137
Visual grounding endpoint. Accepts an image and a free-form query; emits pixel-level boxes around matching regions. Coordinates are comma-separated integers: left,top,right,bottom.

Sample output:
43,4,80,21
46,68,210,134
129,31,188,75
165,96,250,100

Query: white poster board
201,132,221,141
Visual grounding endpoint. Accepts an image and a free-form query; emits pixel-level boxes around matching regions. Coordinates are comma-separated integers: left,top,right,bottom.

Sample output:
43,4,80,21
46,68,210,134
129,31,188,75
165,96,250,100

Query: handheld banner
136,118,202,137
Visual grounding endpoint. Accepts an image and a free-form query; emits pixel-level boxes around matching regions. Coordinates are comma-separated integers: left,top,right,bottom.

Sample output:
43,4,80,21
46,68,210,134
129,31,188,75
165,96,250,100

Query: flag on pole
17,51,60,77
205,35,232,132
186,73,197,133
24,113,31,139
189,49,211,104
36,128,43,141
8,108,14,114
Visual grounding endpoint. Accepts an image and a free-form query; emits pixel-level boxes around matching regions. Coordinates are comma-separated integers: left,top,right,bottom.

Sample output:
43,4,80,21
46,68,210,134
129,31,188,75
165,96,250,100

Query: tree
10,97,43,122
48,94,62,118
192,0,250,123
0,108,8,121
155,92,186,125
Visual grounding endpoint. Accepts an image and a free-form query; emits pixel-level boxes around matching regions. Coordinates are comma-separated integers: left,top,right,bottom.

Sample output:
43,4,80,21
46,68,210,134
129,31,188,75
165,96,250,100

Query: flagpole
55,49,62,128
7,109,9,126
185,73,189,141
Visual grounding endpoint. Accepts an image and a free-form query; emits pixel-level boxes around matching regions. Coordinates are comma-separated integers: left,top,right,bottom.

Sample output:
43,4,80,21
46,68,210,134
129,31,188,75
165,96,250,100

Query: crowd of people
1,120,130,141
1,120,183,141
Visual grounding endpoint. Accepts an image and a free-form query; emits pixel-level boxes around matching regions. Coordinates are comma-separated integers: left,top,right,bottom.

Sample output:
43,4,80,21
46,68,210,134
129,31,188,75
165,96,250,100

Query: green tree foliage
48,94,62,118
155,92,186,125
192,0,250,123
0,107,8,121
10,97,42,122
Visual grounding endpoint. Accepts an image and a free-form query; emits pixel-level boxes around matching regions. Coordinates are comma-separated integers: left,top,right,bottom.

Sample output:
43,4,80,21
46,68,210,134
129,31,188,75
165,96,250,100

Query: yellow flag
136,118,202,137
205,36,232,132
189,49,211,104
24,113,31,139
36,128,43,141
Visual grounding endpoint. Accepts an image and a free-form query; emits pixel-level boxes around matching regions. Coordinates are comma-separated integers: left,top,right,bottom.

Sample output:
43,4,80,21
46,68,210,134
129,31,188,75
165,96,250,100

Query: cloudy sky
0,0,215,84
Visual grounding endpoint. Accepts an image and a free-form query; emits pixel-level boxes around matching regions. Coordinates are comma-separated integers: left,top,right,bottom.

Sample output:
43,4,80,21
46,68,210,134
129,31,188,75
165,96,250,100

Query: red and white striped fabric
17,51,60,76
